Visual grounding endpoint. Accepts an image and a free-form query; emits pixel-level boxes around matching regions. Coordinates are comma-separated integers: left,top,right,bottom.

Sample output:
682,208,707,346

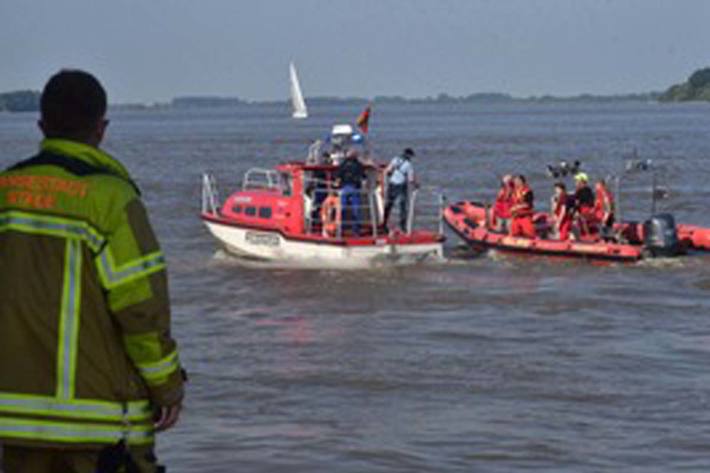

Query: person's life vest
493,185,513,219
321,193,341,237
594,184,615,221
511,185,534,218
552,192,574,240
553,192,572,223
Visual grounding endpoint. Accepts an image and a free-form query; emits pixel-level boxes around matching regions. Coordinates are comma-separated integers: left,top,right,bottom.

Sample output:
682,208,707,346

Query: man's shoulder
86,172,139,201
3,155,141,212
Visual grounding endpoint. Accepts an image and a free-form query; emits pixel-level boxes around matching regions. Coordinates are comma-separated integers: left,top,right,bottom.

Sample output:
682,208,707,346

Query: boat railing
407,185,447,236
242,168,283,192
303,179,444,238
201,173,220,216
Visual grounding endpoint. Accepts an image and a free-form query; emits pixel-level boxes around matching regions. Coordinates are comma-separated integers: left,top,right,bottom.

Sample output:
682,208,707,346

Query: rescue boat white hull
202,219,443,268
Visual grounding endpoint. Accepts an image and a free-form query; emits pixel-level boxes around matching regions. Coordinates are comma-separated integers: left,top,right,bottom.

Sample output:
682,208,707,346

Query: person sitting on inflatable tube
510,175,536,238
551,182,574,240
492,174,514,232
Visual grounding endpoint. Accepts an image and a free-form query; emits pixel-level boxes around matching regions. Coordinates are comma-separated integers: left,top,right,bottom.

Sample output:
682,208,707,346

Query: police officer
384,148,416,232
0,70,184,472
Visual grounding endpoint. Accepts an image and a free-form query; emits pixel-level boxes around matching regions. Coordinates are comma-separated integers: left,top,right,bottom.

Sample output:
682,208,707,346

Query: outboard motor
643,213,680,257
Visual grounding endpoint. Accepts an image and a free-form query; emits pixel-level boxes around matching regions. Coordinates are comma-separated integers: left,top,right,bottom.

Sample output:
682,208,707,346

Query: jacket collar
40,139,132,181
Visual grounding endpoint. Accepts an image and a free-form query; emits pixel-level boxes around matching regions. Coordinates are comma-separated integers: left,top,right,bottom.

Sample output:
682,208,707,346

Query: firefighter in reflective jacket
509,175,536,238
0,70,184,472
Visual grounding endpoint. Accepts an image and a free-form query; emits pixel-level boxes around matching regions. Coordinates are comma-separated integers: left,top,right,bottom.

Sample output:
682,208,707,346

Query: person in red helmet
509,175,536,238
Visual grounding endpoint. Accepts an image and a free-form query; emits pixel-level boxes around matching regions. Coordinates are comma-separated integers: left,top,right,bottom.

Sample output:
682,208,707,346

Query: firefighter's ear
94,118,110,145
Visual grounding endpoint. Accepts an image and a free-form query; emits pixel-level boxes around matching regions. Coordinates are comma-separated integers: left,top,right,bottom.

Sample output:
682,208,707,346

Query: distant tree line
0,90,40,112
660,67,710,102
171,96,244,108
169,91,659,108
1,83,680,111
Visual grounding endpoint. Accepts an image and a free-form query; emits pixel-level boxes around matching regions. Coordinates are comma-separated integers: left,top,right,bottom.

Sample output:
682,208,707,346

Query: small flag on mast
356,104,371,134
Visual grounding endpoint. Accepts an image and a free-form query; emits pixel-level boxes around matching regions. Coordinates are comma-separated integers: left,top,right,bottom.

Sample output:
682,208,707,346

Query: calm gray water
2,101,710,472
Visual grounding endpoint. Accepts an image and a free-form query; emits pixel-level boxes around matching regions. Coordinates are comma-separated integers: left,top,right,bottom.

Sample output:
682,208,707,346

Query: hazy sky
1,0,709,103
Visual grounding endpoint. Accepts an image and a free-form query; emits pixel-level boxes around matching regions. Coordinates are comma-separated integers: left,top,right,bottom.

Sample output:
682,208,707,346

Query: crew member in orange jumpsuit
492,174,514,231
594,178,615,236
551,182,573,240
510,175,536,238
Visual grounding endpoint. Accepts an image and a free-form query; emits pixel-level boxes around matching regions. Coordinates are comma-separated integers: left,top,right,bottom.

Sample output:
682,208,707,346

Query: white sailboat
289,62,308,119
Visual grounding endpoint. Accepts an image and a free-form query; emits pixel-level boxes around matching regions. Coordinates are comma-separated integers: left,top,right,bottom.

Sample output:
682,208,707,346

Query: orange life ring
321,194,341,237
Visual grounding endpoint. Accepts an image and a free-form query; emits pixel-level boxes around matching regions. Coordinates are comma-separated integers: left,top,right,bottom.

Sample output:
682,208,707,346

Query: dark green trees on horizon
0,90,40,112
660,67,710,102
2,67,710,109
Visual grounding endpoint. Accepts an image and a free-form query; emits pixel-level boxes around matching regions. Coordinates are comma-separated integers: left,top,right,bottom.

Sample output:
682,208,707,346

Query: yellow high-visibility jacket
0,139,184,448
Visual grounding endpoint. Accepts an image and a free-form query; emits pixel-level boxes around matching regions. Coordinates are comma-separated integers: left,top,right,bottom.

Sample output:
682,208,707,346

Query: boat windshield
242,168,286,193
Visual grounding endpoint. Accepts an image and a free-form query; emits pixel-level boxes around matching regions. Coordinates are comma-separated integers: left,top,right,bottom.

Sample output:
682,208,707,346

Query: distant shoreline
5,66,710,112
109,91,667,111
145,92,664,110
0,90,665,113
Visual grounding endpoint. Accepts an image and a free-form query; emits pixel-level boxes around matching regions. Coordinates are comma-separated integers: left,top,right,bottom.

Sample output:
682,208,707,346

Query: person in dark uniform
573,172,596,237
335,149,366,236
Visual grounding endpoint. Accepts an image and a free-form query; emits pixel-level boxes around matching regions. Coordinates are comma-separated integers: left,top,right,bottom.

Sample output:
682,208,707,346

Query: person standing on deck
492,174,514,232
573,172,596,237
594,178,615,237
510,175,536,238
551,182,573,240
335,149,366,236
0,70,184,473
383,148,417,232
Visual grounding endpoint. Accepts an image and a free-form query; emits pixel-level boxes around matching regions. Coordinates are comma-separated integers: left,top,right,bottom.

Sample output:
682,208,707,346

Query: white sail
289,62,308,119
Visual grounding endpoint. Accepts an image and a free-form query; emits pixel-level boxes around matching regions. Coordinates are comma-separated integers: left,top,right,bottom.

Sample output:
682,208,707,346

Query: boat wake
635,256,691,269
210,249,447,271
